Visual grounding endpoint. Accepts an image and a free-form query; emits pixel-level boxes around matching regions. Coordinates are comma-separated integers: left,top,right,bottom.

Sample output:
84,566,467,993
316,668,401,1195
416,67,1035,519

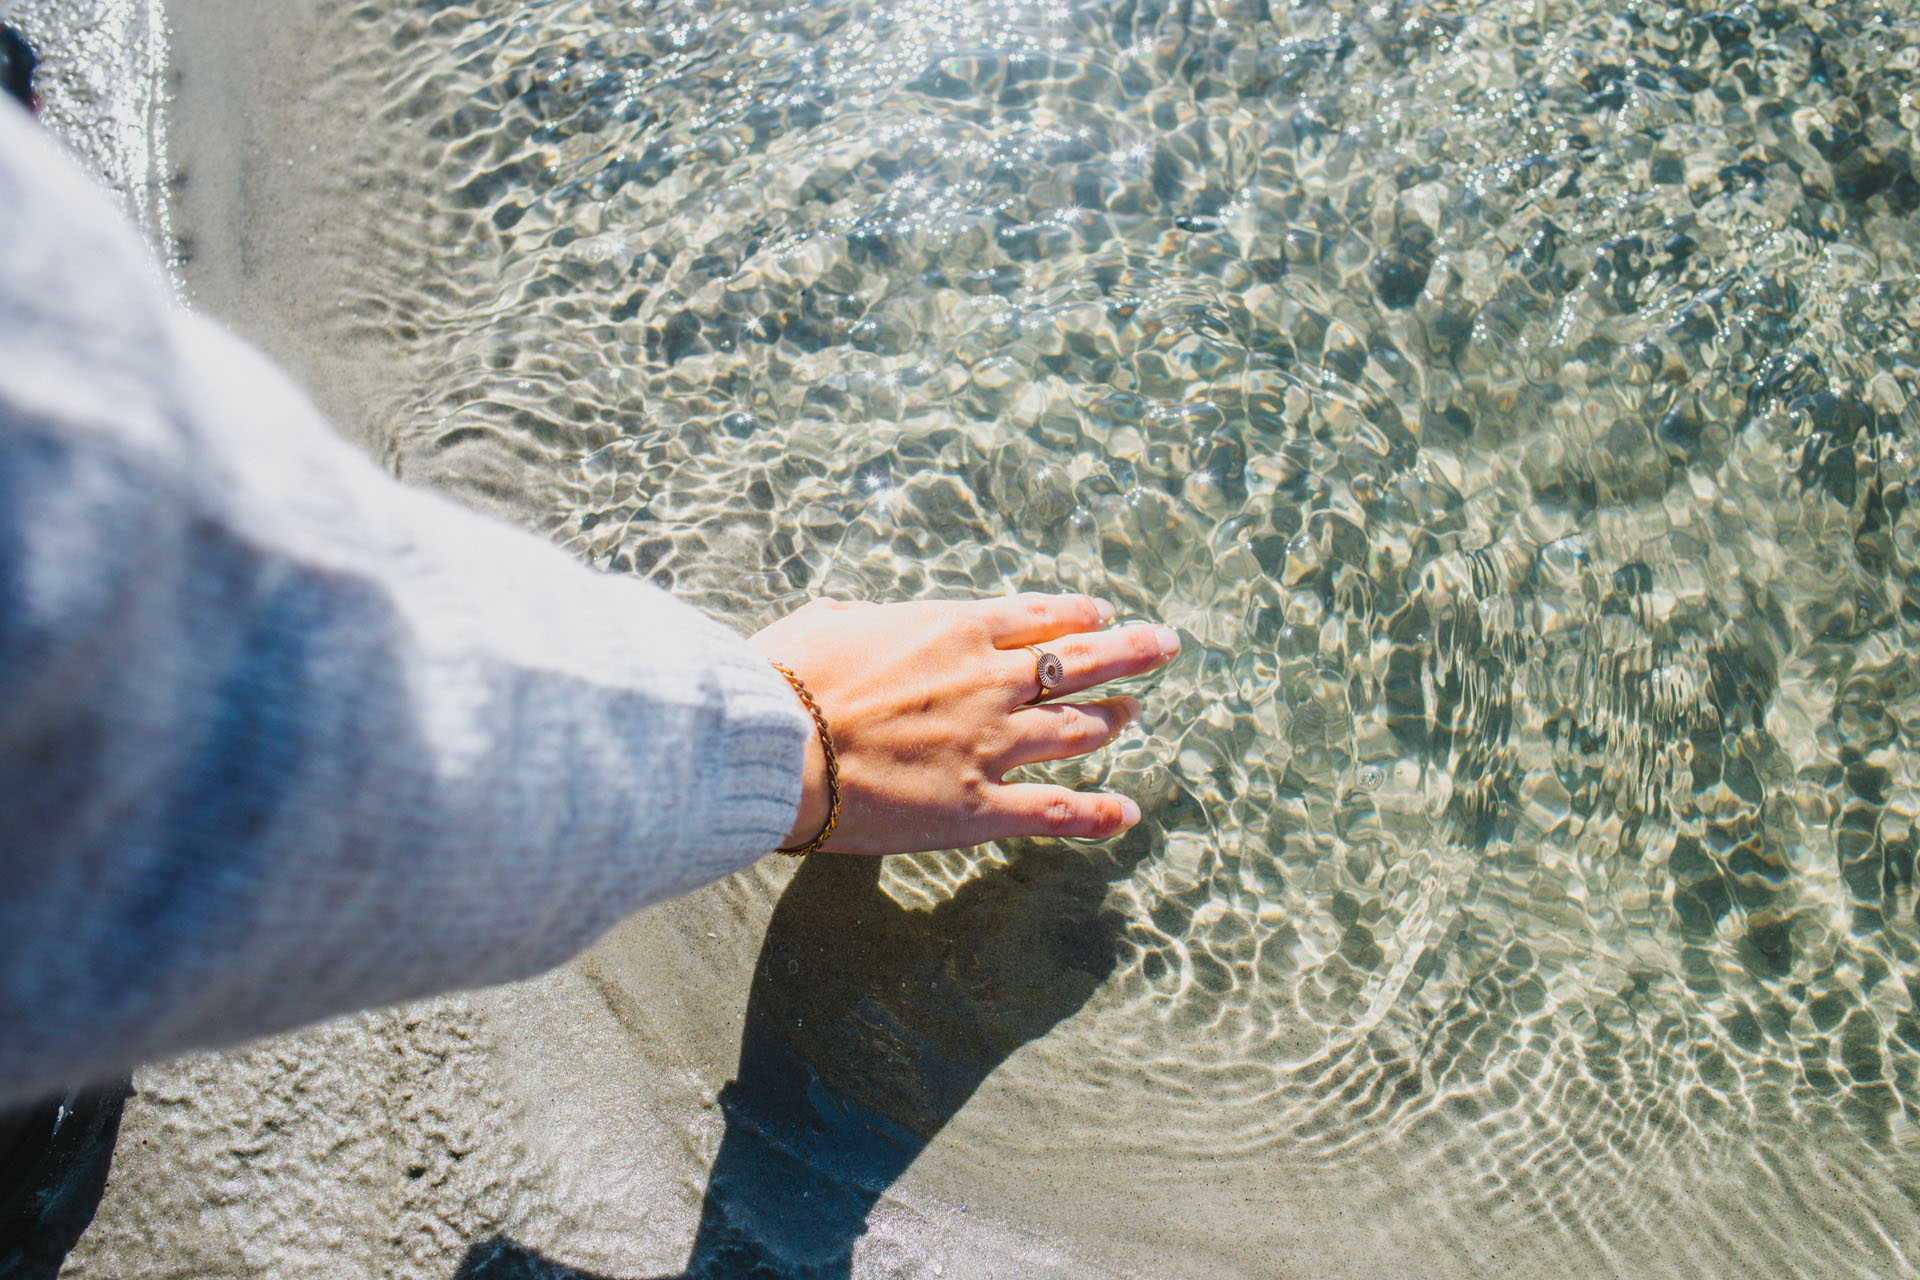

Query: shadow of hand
458,832,1150,1280
683,836,1146,1279
745,840,1133,1134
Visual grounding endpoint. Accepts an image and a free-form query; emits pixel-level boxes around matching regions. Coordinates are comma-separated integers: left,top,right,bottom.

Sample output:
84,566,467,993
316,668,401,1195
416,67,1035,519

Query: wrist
783,691,830,849
768,661,837,853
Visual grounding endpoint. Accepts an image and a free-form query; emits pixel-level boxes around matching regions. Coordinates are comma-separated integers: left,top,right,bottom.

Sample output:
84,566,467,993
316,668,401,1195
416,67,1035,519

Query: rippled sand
78,0,1920,1275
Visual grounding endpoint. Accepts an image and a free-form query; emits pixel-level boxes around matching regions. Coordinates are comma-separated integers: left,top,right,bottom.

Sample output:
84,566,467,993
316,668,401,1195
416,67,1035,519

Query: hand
749,593,1180,855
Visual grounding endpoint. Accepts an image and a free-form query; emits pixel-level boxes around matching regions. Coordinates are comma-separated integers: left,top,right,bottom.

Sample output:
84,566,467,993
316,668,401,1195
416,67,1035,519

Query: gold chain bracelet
770,661,840,855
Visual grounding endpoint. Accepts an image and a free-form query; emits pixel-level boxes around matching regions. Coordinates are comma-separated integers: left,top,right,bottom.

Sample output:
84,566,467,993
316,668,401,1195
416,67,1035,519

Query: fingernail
1119,796,1142,828
1094,597,1116,624
1153,624,1181,656
1121,696,1142,726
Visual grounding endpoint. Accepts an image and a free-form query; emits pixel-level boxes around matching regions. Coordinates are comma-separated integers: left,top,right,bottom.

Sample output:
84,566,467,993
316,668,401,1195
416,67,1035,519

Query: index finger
974,592,1116,647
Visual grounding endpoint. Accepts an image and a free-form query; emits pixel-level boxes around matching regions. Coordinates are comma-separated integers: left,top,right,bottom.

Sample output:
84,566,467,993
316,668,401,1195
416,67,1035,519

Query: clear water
264,0,1920,1272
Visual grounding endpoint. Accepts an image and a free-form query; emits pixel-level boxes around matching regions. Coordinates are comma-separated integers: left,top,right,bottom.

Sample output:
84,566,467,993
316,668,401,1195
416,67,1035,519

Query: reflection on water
296,0,1920,1271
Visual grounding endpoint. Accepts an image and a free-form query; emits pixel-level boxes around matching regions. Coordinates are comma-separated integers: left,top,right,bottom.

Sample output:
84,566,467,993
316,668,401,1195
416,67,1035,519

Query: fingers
1004,621,1180,702
996,698,1139,771
975,783,1142,843
975,592,1115,646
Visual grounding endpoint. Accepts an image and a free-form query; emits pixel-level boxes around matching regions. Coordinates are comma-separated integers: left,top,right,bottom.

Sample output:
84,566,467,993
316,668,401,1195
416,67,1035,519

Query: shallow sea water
204,0,1920,1273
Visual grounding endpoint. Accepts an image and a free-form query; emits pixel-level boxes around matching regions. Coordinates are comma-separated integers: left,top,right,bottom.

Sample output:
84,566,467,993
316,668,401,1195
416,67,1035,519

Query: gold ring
1024,645,1065,704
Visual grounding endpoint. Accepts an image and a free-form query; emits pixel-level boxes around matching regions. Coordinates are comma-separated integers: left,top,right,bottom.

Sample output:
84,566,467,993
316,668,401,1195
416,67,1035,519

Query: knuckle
961,765,996,802
1126,627,1161,660
1039,795,1082,834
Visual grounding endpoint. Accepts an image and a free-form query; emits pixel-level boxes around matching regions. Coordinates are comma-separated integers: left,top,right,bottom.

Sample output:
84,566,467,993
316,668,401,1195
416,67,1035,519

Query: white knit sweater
0,101,808,1105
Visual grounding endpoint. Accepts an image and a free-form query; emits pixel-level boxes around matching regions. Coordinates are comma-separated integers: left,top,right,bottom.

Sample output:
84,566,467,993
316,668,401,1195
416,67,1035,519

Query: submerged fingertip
1119,796,1142,828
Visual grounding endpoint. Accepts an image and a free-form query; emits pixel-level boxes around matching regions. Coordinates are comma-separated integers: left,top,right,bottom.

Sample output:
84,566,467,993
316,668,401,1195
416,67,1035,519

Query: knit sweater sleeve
0,105,808,1105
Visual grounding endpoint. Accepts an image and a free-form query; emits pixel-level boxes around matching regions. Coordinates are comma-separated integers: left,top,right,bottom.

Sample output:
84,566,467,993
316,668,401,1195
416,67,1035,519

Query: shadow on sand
456,829,1149,1280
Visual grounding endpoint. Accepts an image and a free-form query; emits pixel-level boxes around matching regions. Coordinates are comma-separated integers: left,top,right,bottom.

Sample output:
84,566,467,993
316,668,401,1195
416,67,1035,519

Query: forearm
0,105,806,1104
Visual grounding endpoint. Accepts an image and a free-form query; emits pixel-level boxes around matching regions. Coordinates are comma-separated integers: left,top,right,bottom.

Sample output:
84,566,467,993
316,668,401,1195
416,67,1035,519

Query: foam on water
172,0,1920,1272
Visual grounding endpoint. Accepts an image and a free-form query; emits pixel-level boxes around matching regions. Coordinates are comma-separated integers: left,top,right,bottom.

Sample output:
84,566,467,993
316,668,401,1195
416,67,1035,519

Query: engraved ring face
1027,646,1065,699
